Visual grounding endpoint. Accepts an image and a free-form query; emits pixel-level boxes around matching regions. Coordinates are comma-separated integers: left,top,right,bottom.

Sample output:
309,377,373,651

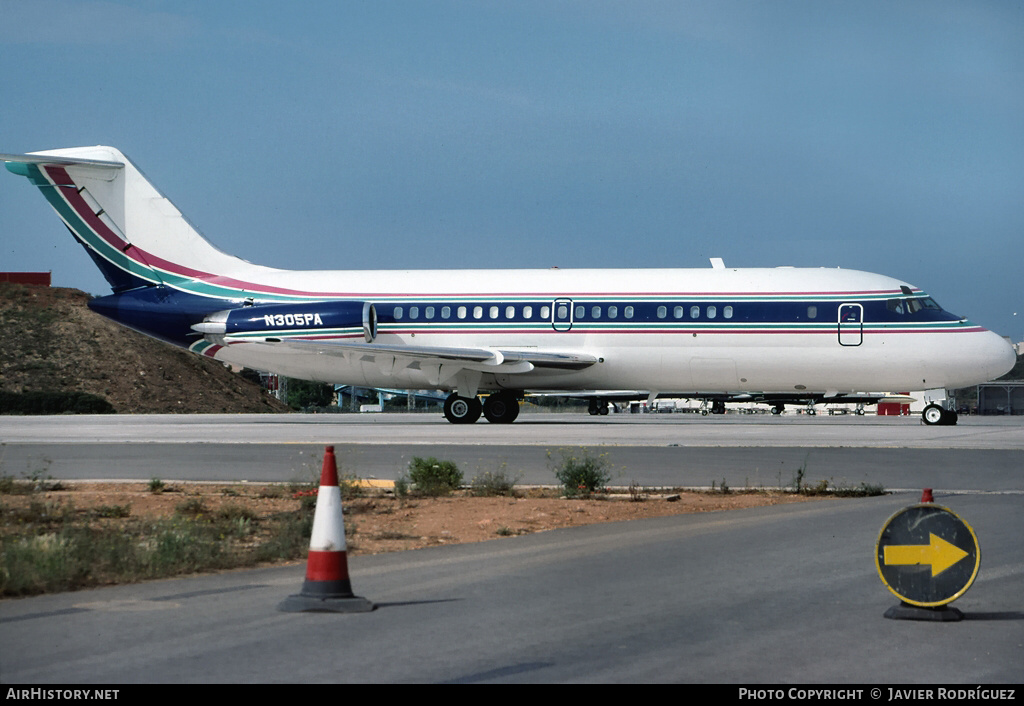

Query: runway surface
2,413,1022,683
2,413,1022,492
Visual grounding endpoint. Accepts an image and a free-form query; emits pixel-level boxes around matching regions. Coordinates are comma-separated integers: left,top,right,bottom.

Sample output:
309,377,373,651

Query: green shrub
549,447,611,497
469,469,519,497
408,457,462,496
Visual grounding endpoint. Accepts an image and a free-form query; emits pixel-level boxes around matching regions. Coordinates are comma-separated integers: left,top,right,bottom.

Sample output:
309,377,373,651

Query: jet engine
192,301,377,343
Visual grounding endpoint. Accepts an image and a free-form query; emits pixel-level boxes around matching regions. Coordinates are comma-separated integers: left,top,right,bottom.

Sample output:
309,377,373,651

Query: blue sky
2,1,1022,340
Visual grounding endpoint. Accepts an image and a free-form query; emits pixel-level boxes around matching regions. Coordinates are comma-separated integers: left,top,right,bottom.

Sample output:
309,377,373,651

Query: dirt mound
0,283,290,414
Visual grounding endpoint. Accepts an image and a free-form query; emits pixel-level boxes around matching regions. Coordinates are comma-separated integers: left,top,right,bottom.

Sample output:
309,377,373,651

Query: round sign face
875,504,980,608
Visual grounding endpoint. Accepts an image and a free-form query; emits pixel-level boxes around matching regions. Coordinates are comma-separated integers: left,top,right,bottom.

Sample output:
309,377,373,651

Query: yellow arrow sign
883,533,969,577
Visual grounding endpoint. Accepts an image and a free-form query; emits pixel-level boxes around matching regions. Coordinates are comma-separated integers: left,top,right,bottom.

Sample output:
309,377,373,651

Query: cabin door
838,303,863,346
551,298,573,331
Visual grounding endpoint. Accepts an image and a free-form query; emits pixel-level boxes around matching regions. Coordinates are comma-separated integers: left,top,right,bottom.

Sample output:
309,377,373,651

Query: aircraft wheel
483,392,519,424
771,405,784,415
922,404,945,426
941,409,959,426
444,394,482,424
599,404,609,415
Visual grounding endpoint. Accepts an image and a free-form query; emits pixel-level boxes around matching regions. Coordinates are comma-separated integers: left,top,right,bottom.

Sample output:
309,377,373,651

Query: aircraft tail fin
2,146,259,295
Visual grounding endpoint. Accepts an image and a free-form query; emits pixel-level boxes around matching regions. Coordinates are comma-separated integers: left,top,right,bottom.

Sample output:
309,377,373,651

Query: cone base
278,593,375,613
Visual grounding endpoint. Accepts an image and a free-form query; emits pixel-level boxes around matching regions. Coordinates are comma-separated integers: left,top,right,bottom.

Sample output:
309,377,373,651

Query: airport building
976,381,1023,415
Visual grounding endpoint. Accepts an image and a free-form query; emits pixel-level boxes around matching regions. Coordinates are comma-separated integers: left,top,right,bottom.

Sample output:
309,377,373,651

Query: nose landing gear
922,403,958,426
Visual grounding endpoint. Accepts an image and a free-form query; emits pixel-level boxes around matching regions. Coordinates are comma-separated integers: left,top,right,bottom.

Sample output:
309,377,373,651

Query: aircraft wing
226,337,598,373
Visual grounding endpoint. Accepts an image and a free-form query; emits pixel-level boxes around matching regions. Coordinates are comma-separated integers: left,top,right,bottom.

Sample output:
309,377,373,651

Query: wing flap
222,337,598,371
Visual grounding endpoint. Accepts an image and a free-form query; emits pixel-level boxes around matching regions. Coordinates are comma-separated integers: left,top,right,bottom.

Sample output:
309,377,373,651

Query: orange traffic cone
279,446,374,613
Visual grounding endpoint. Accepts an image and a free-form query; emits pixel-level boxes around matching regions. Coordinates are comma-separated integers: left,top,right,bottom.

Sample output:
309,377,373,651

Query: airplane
2,146,1016,426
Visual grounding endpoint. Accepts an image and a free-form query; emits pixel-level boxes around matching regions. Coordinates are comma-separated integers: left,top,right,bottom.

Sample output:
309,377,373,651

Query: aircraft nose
936,327,1016,389
979,329,1017,381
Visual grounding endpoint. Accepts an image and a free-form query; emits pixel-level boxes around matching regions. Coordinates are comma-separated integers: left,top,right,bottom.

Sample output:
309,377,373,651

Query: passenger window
441,306,451,319
425,306,435,319
575,305,585,319
608,305,618,319
807,306,817,319
540,305,550,319
592,306,601,318
674,306,683,319
724,306,733,319
506,306,515,319
394,306,403,320
489,306,499,319
625,306,634,319
409,306,419,320
707,306,717,319
690,306,700,319
524,305,533,319
457,306,467,319
557,304,568,319
657,306,667,319
473,306,483,319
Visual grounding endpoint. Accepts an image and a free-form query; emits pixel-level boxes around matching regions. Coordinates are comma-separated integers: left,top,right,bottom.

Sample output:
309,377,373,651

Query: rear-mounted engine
193,301,377,342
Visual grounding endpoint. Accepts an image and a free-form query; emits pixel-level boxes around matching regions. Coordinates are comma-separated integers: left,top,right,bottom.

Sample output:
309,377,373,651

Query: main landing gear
443,391,520,424
922,403,958,426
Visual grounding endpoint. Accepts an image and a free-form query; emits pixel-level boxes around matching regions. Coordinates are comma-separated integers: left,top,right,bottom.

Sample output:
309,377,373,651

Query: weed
792,453,811,494
393,475,410,500
548,447,611,497
469,468,520,497
0,475,33,495
338,472,365,501
174,497,208,517
94,504,131,519
1,499,319,597
628,479,646,502
408,457,463,496
833,482,886,497
257,485,287,499
215,504,257,522
148,478,165,494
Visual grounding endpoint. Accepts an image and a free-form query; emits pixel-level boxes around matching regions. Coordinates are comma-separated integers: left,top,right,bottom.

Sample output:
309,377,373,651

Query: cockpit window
887,296,942,315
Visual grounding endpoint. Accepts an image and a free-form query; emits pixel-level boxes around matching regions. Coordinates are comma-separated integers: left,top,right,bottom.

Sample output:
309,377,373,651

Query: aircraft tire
941,408,959,425
922,404,945,426
444,394,482,424
482,393,519,424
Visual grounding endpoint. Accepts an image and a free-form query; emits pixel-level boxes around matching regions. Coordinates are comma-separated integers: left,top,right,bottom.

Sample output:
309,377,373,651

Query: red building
0,272,51,285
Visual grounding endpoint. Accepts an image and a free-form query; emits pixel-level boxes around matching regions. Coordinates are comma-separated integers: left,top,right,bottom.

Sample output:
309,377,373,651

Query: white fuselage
204,265,1014,396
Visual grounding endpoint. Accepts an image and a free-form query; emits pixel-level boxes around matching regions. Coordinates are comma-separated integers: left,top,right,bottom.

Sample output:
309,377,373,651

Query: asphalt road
1,413,1022,683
